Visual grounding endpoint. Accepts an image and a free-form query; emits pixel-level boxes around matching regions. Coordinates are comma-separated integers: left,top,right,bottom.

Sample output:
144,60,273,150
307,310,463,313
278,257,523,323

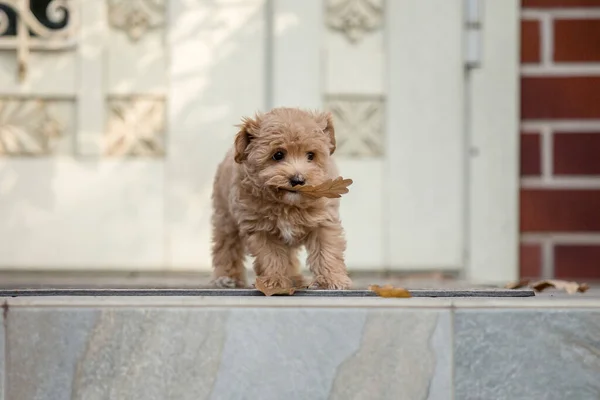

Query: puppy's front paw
309,274,352,290
212,276,248,289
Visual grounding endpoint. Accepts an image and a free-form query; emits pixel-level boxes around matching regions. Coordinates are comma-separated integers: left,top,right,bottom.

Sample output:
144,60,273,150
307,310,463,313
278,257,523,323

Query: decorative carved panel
105,96,165,157
325,95,384,157
107,0,165,41
0,97,73,156
0,0,77,81
326,0,383,43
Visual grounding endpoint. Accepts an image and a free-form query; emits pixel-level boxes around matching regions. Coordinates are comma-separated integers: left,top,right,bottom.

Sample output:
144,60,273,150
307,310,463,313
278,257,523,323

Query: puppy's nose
290,175,305,187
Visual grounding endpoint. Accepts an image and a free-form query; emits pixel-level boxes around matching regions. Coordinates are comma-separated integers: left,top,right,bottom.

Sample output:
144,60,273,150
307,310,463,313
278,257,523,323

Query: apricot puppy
211,107,352,290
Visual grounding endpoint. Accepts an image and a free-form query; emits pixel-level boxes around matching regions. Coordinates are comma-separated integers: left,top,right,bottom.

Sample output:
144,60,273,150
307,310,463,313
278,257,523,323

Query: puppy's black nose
290,175,305,187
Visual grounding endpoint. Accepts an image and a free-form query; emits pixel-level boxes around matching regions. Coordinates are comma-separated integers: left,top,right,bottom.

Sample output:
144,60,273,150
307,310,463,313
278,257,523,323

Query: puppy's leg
247,233,295,289
286,247,306,287
211,212,247,288
305,222,352,290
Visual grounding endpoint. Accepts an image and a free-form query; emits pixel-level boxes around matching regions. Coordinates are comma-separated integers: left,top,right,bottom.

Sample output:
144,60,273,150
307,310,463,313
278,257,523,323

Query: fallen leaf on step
369,284,412,298
292,177,353,199
530,279,589,294
504,279,531,289
255,276,306,296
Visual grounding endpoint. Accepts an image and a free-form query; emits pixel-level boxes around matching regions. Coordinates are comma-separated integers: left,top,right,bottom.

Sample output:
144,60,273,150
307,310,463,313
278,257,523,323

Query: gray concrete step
1,294,598,400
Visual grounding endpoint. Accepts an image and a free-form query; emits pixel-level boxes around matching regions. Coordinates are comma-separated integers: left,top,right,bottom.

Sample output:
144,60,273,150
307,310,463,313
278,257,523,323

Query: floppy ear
315,111,336,155
233,116,260,163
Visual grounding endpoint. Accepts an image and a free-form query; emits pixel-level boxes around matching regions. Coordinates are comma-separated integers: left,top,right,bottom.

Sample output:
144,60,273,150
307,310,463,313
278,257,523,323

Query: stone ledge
0,300,598,400
2,292,599,310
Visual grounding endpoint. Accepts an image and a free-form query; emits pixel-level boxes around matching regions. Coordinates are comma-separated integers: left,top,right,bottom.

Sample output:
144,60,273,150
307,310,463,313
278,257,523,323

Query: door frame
465,0,520,284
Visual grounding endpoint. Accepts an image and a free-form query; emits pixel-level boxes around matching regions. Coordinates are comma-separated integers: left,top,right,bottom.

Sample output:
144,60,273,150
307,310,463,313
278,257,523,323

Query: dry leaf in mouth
286,176,353,199
530,279,589,294
369,284,412,298
254,276,307,296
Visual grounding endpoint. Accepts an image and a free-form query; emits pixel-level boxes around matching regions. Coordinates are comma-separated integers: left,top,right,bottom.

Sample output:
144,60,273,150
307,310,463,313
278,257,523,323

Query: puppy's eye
307,152,315,161
272,151,285,161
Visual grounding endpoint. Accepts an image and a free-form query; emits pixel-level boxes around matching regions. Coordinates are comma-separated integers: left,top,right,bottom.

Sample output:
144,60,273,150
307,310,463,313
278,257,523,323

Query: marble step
0,295,598,400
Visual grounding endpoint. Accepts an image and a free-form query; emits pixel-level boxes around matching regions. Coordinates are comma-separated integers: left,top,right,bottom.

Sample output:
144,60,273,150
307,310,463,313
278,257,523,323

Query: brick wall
520,0,600,280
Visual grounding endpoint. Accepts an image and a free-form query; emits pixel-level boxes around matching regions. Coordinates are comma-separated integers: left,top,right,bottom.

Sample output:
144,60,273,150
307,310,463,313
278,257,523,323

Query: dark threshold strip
0,288,535,297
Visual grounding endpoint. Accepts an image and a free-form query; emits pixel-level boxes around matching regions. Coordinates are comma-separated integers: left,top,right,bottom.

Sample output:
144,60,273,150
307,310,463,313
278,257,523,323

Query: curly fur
210,107,352,290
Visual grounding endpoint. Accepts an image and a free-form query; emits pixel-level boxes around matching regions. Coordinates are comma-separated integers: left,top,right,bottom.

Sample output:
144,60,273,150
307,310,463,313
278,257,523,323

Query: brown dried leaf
290,177,353,199
530,279,589,294
369,284,412,298
504,279,531,289
254,276,307,296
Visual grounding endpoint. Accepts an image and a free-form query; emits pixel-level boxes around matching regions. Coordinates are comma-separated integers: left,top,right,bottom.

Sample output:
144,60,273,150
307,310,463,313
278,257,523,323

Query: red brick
521,77,600,119
521,20,541,63
520,243,542,278
555,245,600,280
523,0,600,7
554,132,600,175
521,132,542,176
521,189,600,232
554,19,600,62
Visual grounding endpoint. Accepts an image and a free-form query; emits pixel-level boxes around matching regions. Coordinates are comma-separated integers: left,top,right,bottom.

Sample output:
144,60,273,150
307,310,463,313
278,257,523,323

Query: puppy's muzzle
289,174,305,187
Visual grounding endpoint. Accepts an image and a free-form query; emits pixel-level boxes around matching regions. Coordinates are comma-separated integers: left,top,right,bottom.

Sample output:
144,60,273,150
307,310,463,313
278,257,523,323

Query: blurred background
0,0,596,288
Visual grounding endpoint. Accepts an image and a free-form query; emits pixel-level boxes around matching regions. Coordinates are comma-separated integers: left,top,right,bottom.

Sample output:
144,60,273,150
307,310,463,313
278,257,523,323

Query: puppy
210,107,352,290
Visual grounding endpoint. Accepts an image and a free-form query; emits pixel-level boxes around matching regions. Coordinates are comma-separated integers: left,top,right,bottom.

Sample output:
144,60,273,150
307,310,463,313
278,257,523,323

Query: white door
0,0,518,281
167,0,468,273
0,0,168,269
267,0,467,271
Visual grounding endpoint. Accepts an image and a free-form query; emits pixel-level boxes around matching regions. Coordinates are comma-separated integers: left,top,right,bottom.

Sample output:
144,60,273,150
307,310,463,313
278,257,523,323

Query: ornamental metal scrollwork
0,0,76,81
107,0,165,42
326,0,383,43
